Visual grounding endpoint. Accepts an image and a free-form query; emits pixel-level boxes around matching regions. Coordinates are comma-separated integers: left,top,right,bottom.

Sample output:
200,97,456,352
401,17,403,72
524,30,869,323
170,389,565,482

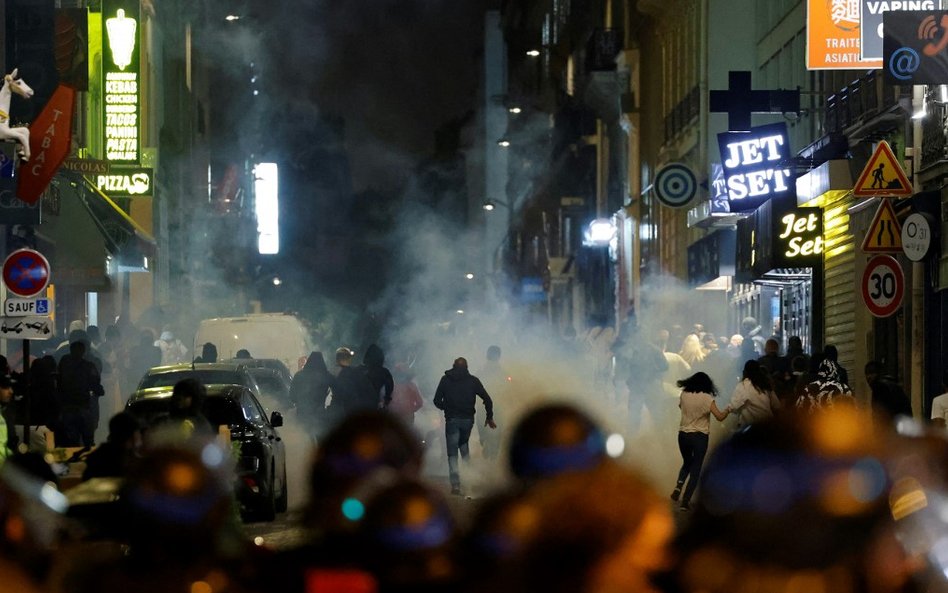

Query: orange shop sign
807,0,882,70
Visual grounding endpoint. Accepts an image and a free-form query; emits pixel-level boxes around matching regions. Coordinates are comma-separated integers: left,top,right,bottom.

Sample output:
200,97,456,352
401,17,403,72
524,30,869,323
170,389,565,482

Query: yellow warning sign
861,199,903,253
853,141,913,198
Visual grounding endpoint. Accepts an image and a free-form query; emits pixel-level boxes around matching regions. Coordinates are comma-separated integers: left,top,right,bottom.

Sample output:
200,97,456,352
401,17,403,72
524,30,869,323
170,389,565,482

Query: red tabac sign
16,84,76,205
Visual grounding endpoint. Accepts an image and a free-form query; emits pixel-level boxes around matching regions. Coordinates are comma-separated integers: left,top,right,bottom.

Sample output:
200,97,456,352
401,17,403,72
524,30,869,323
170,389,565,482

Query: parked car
245,366,293,411
126,383,288,521
223,357,293,385
135,362,263,398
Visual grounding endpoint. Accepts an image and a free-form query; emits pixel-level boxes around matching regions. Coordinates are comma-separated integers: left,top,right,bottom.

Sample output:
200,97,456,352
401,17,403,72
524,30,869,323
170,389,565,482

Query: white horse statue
0,69,34,161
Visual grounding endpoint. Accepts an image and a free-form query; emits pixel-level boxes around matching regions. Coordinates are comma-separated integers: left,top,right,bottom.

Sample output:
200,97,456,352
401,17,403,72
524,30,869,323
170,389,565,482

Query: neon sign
774,207,823,267
96,167,152,196
103,0,140,163
717,122,796,212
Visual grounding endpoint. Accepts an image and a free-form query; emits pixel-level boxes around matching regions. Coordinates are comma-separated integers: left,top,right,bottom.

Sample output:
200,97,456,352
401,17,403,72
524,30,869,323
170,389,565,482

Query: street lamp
225,14,241,21
465,272,475,280
497,138,511,148
508,107,522,114
483,199,510,211
526,49,540,57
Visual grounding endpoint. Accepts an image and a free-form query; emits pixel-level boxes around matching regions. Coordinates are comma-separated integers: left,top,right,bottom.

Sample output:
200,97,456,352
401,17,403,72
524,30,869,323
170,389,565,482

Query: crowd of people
0,311,946,593
0,388,945,593
0,317,195,457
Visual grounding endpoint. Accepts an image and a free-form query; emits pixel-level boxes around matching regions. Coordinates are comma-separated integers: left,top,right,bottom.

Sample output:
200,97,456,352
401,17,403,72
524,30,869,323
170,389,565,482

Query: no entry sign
861,255,904,318
2,249,50,298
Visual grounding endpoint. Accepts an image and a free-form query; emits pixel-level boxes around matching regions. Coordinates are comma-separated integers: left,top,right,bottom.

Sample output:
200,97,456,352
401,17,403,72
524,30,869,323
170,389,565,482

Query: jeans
675,431,709,505
445,417,474,488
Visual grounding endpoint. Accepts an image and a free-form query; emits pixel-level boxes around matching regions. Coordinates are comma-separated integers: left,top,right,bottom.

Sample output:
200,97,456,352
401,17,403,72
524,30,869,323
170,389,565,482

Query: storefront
687,228,736,336
734,199,823,351
796,159,858,383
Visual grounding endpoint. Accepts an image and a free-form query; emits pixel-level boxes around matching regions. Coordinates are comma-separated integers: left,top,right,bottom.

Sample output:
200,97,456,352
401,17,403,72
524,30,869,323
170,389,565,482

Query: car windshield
138,370,244,390
252,374,286,396
127,396,244,427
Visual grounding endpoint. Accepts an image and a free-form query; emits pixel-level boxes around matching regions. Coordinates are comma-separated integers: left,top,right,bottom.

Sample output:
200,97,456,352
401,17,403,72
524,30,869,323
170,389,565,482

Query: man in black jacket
57,341,104,447
330,347,378,419
433,357,495,495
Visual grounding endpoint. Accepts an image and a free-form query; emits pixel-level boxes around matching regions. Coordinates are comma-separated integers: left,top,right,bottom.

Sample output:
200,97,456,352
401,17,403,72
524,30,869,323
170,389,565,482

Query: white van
194,314,315,375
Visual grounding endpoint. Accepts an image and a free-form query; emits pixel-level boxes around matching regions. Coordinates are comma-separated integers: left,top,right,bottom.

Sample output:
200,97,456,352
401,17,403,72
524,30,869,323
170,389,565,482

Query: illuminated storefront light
254,163,280,255
103,1,140,163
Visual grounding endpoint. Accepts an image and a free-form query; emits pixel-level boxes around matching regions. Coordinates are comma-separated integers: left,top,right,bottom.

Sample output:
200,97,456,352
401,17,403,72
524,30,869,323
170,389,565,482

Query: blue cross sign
2,250,50,298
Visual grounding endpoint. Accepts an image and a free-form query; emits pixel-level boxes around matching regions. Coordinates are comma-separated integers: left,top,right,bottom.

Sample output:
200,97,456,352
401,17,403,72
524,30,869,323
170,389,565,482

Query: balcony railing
824,71,899,135
664,85,700,143
921,100,948,170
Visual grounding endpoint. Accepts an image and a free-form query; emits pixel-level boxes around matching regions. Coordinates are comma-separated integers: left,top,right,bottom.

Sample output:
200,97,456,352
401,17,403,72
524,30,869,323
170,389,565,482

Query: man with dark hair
434,357,495,495
152,378,213,441
823,344,849,386
195,343,218,364
82,412,142,480
57,341,104,447
329,347,378,418
360,344,394,407
865,361,912,422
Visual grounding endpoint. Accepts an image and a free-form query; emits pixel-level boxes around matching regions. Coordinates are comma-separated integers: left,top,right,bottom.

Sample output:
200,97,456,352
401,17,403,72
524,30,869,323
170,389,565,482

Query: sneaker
451,486,461,496
679,503,691,512
670,487,682,502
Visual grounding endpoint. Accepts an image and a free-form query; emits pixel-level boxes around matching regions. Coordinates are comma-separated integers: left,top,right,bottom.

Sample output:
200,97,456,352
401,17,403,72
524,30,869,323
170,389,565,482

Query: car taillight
242,475,260,493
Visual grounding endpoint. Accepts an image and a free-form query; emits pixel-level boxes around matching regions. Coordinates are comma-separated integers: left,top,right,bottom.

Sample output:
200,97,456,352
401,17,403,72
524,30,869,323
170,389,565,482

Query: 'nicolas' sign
717,122,796,213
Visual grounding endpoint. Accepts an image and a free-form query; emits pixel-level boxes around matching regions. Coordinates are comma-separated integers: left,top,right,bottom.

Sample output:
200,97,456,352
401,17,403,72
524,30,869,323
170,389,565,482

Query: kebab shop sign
718,122,795,213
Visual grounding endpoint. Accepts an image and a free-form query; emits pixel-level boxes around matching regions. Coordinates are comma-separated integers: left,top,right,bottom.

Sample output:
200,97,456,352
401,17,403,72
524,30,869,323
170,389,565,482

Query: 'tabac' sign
717,122,796,213
884,10,948,83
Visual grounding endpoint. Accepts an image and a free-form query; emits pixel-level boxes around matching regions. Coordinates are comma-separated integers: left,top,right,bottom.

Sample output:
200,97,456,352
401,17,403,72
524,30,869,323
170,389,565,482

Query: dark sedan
126,383,288,522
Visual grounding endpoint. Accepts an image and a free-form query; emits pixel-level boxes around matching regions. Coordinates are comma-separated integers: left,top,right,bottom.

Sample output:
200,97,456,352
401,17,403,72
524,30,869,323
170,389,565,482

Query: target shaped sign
654,163,697,208
861,255,904,318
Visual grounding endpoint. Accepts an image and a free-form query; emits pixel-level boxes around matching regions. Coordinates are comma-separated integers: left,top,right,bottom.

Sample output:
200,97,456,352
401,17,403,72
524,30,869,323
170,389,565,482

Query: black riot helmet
508,403,607,482
306,410,423,532
0,459,68,582
119,442,235,562
349,474,457,591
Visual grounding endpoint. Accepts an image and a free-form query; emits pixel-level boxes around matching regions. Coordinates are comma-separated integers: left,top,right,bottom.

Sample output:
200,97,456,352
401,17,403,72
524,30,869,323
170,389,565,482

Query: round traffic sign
901,212,934,262
861,255,904,318
2,249,50,298
654,163,697,208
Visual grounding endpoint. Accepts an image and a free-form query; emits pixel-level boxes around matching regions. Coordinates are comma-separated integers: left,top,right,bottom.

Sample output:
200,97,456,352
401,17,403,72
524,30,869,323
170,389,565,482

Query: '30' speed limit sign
861,255,904,318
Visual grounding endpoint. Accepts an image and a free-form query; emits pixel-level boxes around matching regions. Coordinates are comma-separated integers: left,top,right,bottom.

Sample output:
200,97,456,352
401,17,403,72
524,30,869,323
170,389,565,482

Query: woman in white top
671,372,729,511
729,359,781,429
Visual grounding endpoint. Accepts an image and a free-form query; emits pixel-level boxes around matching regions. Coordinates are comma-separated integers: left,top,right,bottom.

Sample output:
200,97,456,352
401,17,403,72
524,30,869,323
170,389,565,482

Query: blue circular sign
888,47,920,82
2,249,50,298
654,163,697,208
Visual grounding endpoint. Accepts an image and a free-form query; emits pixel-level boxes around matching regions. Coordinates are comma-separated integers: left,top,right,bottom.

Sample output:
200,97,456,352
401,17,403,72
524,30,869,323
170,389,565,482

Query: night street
0,0,948,592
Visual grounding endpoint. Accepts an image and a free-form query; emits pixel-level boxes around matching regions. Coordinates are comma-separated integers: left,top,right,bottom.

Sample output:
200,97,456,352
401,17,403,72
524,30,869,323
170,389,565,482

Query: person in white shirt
671,372,729,511
930,371,948,427
729,359,781,429
657,329,692,431
154,329,189,366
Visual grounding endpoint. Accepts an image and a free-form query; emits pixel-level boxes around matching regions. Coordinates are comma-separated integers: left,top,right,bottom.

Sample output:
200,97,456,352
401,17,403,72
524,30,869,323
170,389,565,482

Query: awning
60,170,156,271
